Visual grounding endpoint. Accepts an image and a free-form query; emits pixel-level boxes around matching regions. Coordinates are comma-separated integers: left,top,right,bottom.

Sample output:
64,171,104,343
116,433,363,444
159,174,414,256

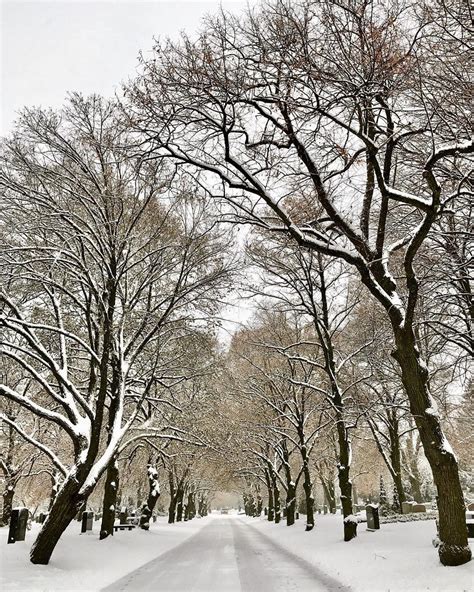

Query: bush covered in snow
380,512,437,524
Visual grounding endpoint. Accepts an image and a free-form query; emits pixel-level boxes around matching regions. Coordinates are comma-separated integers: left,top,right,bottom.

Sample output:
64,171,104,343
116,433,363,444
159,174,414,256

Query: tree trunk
321,478,336,514
140,464,160,530
176,488,184,522
265,472,275,521
286,481,296,526
168,496,176,523
255,490,263,517
333,388,356,541
48,471,61,512
30,475,86,564
393,327,471,566
302,465,315,531
184,490,195,521
100,457,119,539
389,433,406,512
2,481,15,526
168,472,176,523
273,482,281,524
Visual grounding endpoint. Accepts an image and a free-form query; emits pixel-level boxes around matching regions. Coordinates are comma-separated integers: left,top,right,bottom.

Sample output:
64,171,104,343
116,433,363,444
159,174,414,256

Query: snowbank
242,514,474,592
1,517,209,591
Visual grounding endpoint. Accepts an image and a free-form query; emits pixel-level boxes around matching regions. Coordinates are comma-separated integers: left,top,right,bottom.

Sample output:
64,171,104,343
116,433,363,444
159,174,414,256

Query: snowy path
102,516,350,592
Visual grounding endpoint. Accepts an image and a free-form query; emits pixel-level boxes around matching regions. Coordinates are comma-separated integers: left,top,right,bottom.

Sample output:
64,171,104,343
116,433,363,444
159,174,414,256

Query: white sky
0,0,249,134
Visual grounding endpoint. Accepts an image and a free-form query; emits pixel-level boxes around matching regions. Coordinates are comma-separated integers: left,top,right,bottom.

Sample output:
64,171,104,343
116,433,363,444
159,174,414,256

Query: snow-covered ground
1,513,473,591
1,516,209,591
243,514,474,592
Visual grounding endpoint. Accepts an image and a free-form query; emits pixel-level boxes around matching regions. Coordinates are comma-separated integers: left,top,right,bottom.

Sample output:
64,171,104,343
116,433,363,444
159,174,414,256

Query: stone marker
402,501,415,514
119,507,128,524
81,511,94,533
264,507,268,516
467,503,474,511
323,505,328,515
296,511,299,520
8,507,29,544
466,511,474,538
39,512,48,524
366,504,380,530
412,504,426,513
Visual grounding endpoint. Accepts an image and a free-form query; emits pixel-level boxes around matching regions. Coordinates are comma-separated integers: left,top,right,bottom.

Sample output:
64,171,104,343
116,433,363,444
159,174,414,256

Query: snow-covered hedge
380,512,437,524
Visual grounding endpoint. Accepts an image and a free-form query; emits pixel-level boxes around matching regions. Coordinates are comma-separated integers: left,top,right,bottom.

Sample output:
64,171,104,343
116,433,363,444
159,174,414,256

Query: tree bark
2,481,15,526
265,470,274,521
176,487,184,522
335,410,357,541
272,478,281,524
48,471,62,512
140,463,160,530
100,457,119,539
393,327,471,566
302,461,314,531
388,423,406,512
286,481,296,526
30,475,86,564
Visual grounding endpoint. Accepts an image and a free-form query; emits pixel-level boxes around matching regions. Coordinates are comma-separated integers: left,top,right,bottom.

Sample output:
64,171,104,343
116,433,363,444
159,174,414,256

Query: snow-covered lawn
1,516,209,591
243,513,474,592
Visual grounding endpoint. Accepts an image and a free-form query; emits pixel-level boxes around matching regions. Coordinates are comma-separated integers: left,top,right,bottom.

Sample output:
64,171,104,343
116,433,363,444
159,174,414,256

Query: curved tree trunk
393,327,471,566
30,475,86,564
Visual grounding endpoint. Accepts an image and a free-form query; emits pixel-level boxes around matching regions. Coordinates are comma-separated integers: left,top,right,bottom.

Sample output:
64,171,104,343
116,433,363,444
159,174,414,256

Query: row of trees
124,0,472,566
0,96,235,563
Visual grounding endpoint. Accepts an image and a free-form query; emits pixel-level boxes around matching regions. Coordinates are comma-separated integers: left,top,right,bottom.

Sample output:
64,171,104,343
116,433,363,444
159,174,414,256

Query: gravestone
466,511,474,538
264,507,268,516
39,512,48,524
7,508,29,544
467,503,474,511
402,501,415,514
412,504,426,513
296,511,299,520
81,511,93,533
366,504,380,530
119,507,128,524
152,515,157,523
323,505,328,515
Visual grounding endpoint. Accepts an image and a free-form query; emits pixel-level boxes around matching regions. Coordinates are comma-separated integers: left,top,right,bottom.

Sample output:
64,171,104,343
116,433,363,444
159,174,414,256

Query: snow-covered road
102,516,350,592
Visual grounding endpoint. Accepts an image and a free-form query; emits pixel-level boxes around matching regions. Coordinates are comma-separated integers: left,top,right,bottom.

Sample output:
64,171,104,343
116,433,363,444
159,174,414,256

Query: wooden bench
113,524,136,531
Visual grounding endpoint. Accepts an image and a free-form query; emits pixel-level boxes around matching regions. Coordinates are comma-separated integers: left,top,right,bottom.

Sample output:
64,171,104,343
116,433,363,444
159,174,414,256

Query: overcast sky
1,0,249,134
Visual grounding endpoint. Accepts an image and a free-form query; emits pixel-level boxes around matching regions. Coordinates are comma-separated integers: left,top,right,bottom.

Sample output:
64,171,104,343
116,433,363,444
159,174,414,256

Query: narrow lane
102,517,351,592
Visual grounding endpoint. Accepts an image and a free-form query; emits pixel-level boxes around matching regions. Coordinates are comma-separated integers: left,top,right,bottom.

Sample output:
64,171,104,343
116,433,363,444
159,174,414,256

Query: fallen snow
1,517,209,591
1,514,473,592
241,514,474,592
